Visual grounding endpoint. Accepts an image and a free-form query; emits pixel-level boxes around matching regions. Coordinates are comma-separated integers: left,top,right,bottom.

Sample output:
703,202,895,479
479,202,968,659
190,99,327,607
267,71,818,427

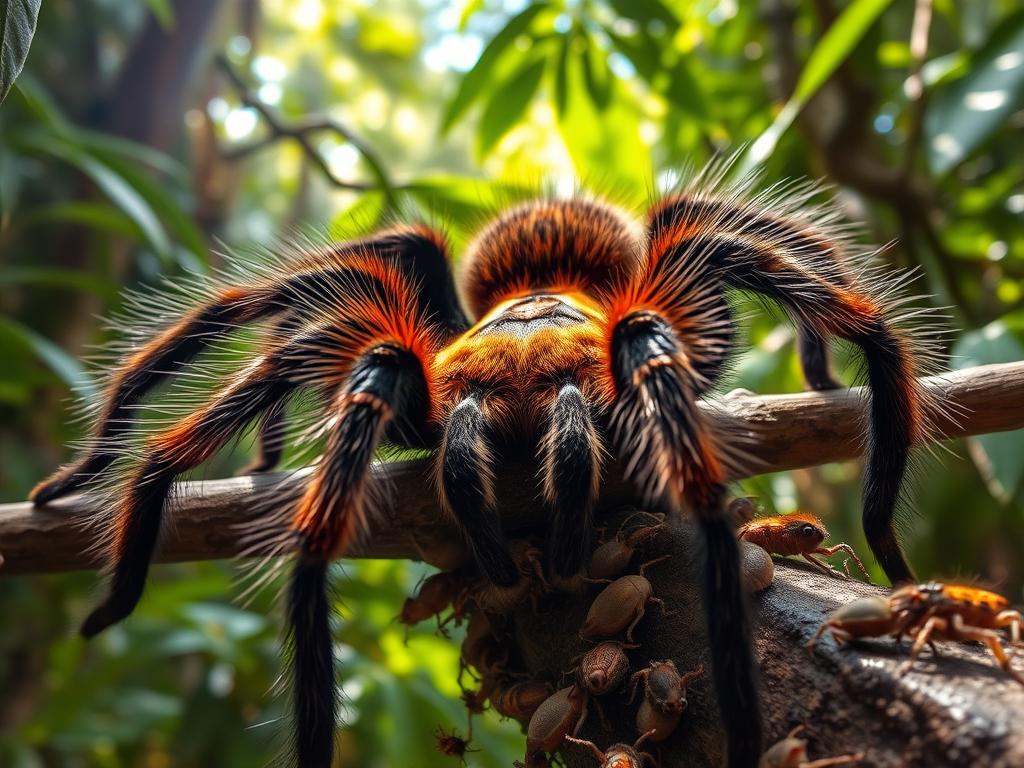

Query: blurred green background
1,0,1023,765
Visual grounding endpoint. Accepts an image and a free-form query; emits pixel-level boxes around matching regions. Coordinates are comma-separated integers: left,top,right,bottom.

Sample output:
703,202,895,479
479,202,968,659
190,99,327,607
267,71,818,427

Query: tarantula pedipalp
32,168,937,768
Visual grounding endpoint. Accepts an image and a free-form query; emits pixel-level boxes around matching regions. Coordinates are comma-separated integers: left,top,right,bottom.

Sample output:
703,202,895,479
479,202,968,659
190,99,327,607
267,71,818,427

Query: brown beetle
398,571,464,629
629,660,703,715
759,725,864,768
575,641,636,696
492,679,553,722
525,685,590,765
635,697,680,743
588,512,667,580
564,731,657,768
580,558,668,642
738,511,869,581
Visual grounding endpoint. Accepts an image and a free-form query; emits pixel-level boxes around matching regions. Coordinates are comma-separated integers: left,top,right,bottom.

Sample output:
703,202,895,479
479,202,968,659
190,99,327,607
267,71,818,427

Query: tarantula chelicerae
32,168,937,767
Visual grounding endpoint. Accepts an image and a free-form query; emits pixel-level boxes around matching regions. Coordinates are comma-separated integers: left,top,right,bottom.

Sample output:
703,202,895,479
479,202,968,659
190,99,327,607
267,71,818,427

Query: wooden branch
212,54,395,197
1,362,1022,575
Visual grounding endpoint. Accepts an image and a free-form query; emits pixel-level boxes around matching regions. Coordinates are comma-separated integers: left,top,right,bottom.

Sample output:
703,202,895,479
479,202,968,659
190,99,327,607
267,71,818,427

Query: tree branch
211,54,395,199
1,362,1022,575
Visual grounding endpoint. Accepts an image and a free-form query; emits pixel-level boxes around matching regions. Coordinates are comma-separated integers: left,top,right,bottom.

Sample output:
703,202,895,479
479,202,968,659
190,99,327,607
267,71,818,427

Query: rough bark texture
509,516,1024,767
1,361,1022,575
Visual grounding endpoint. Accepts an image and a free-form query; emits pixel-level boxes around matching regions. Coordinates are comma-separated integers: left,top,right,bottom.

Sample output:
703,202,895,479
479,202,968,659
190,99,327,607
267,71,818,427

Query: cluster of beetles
397,501,1023,767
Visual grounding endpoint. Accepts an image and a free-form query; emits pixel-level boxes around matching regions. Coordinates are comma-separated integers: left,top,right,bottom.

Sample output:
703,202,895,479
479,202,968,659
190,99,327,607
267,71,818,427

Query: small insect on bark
588,511,668,581
575,641,636,696
491,679,554,722
809,582,1024,686
579,558,669,642
738,511,870,580
759,725,864,768
435,726,476,765
629,660,703,742
564,730,658,768
398,571,466,632
525,685,590,766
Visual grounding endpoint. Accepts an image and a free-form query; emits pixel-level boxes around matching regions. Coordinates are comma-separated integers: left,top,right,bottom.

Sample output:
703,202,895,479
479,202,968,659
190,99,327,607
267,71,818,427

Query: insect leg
540,383,603,578
438,395,519,587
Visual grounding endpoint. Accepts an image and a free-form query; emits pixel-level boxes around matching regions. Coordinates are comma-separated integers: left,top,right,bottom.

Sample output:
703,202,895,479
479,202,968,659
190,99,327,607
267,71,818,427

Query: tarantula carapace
32,171,935,768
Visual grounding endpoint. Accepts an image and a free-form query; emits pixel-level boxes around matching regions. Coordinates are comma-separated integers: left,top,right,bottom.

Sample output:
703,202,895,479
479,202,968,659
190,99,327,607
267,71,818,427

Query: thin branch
211,54,396,200
1,362,1022,575
902,0,933,177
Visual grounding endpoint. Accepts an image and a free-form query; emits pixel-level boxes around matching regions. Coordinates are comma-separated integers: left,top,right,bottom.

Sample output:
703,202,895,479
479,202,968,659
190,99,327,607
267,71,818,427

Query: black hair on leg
288,557,335,768
541,383,602,578
797,325,840,391
439,395,519,587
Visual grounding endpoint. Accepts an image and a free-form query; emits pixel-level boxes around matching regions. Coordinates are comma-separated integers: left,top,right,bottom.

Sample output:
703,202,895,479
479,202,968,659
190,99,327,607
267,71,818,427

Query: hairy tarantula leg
541,383,603,578
797,325,841,391
34,226,468,505
439,395,519,587
648,195,926,585
287,558,334,768
80,351,303,638
30,287,283,506
609,310,761,768
241,401,288,474
289,343,431,768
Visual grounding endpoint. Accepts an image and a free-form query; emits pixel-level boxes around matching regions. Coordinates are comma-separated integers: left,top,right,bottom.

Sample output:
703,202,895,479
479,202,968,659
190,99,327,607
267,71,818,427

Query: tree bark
1,361,1022,574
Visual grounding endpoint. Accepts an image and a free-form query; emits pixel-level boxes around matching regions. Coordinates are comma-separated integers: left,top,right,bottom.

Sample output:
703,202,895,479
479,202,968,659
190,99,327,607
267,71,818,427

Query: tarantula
31,167,936,768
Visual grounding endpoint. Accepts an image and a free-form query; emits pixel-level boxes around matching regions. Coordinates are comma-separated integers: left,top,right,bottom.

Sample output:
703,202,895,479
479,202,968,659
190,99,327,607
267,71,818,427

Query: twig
1,362,1022,575
902,0,933,177
211,54,396,202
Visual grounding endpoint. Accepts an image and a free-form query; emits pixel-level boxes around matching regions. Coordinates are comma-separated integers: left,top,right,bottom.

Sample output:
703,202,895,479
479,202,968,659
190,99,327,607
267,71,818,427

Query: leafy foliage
0,0,1022,765
0,0,40,102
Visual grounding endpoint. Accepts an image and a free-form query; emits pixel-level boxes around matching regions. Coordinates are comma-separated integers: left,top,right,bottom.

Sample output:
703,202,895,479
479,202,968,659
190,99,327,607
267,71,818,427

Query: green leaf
742,0,892,171
606,0,679,31
0,265,118,298
440,3,550,133
329,190,388,240
0,316,93,394
477,56,546,156
953,320,1024,504
556,49,650,202
90,149,206,264
925,12,1024,177
12,132,174,261
663,56,709,121
605,27,661,81
19,200,145,240
581,37,612,110
458,0,484,31
0,0,41,102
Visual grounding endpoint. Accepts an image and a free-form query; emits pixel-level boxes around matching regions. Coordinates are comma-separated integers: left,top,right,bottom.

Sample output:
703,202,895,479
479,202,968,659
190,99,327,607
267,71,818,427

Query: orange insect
759,725,863,768
564,731,657,768
738,511,869,580
809,581,1024,685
